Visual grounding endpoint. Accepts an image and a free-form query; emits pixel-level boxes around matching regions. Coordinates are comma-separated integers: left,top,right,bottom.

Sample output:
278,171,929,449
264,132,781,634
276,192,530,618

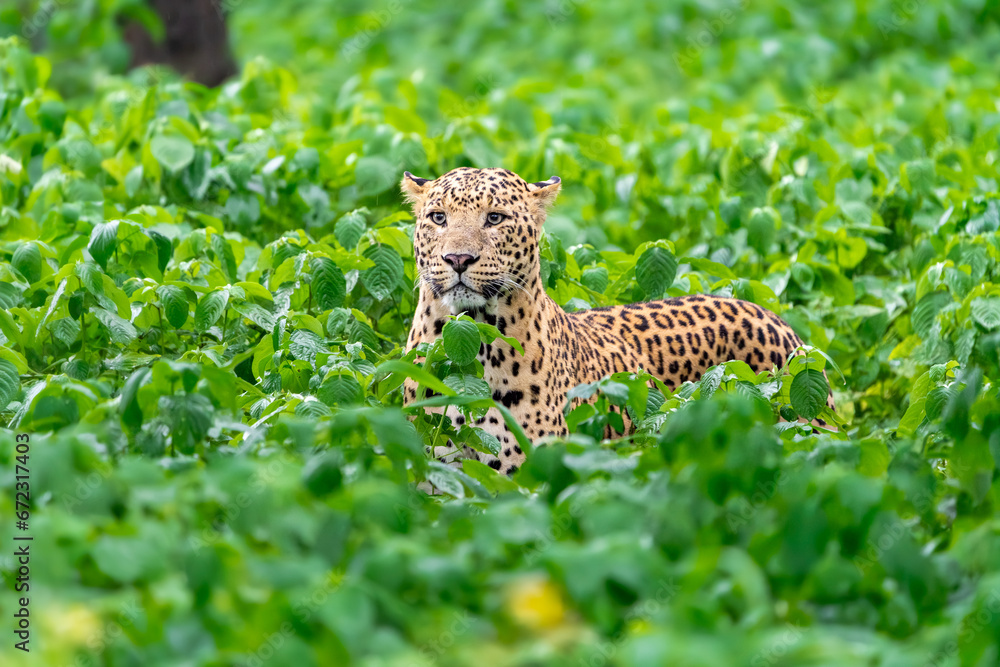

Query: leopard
401,167,835,475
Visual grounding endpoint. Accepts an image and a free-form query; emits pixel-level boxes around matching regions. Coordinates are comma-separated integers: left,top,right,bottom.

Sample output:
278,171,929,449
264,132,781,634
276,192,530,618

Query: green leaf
150,135,195,172
195,289,229,332
911,291,950,339
0,358,19,410
161,393,214,452
76,261,104,296
473,321,525,355
147,229,172,273
335,210,366,250
747,207,779,255
88,221,119,269
442,318,481,365
157,285,189,328
296,398,333,419
462,458,521,494
289,329,327,361
375,360,456,398
581,266,609,293
47,317,80,347
354,156,396,196
425,463,466,497
472,429,502,456
970,297,1000,330
119,367,151,432
789,368,829,421
210,234,237,283
310,257,347,310
901,159,934,195
361,244,404,301
443,373,491,397
683,257,737,280
94,308,137,345
635,246,677,298
318,373,363,406
12,242,41,283
231,301,275,330
699,365,724,399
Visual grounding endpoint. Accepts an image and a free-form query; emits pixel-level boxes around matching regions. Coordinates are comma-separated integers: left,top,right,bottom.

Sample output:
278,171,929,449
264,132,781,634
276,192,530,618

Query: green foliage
2,0,1000,665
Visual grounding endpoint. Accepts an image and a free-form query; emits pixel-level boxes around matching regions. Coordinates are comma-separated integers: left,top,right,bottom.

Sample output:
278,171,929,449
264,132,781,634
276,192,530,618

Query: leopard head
402,167,560,313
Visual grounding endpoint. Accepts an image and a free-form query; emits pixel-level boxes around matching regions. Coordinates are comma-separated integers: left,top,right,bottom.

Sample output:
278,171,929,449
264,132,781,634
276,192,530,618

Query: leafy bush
2,1,1000,665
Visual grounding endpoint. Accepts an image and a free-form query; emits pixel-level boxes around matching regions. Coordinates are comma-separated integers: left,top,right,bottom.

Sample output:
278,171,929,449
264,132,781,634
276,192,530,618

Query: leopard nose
443,253,479,274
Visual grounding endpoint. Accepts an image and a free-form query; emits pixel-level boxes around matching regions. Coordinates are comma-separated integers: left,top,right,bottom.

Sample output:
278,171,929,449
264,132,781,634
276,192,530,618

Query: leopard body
402,167,833,474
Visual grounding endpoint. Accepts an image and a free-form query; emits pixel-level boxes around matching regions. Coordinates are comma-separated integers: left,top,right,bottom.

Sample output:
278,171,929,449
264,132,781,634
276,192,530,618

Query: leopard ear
528,175,561,209
401,171,431,203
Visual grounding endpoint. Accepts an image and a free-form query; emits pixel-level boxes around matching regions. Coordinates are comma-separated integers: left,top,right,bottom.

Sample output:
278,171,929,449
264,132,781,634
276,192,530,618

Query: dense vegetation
2,1,1000,664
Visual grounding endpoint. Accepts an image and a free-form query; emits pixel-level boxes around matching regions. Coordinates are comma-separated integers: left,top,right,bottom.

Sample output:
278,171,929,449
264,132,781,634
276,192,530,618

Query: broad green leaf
747,207,779,255
354,156,395,196
581,266,609,293
360,244,404,301
88,221,119,269
375,360,455,398
94,308,138,345
442,318,480,365
970,297,1000,330
684,257,737,280
318,373,363,406
443,373,491,397
12,242,41,283
47,317,80,347
635,246,677,298
157,285,189,328
789,368,829,421
335,210,366,250
310,256,347,310
289,329,327,361
699,365,725,399
231,301,275,330
150,135,195,172
0,358,19,409
195,289,229,332
912,291,950,339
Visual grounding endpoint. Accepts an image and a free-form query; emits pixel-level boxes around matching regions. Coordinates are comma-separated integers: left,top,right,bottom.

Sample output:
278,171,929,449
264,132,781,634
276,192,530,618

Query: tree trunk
123,0,238,87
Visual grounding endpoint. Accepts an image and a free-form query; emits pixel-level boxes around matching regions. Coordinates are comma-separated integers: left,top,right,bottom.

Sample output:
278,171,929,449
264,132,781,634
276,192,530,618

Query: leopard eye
485,212,507,226
429,211,447,225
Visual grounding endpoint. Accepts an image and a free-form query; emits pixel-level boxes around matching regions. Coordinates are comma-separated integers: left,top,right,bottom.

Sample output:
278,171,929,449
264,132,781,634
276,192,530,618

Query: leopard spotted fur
402,167,835,474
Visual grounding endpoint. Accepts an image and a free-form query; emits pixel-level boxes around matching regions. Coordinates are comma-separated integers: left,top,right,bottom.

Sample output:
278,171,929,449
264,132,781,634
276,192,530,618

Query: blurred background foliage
2,0,1000,665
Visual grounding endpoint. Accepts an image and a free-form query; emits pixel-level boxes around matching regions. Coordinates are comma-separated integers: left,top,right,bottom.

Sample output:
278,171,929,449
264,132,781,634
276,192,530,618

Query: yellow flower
505,576,565,630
